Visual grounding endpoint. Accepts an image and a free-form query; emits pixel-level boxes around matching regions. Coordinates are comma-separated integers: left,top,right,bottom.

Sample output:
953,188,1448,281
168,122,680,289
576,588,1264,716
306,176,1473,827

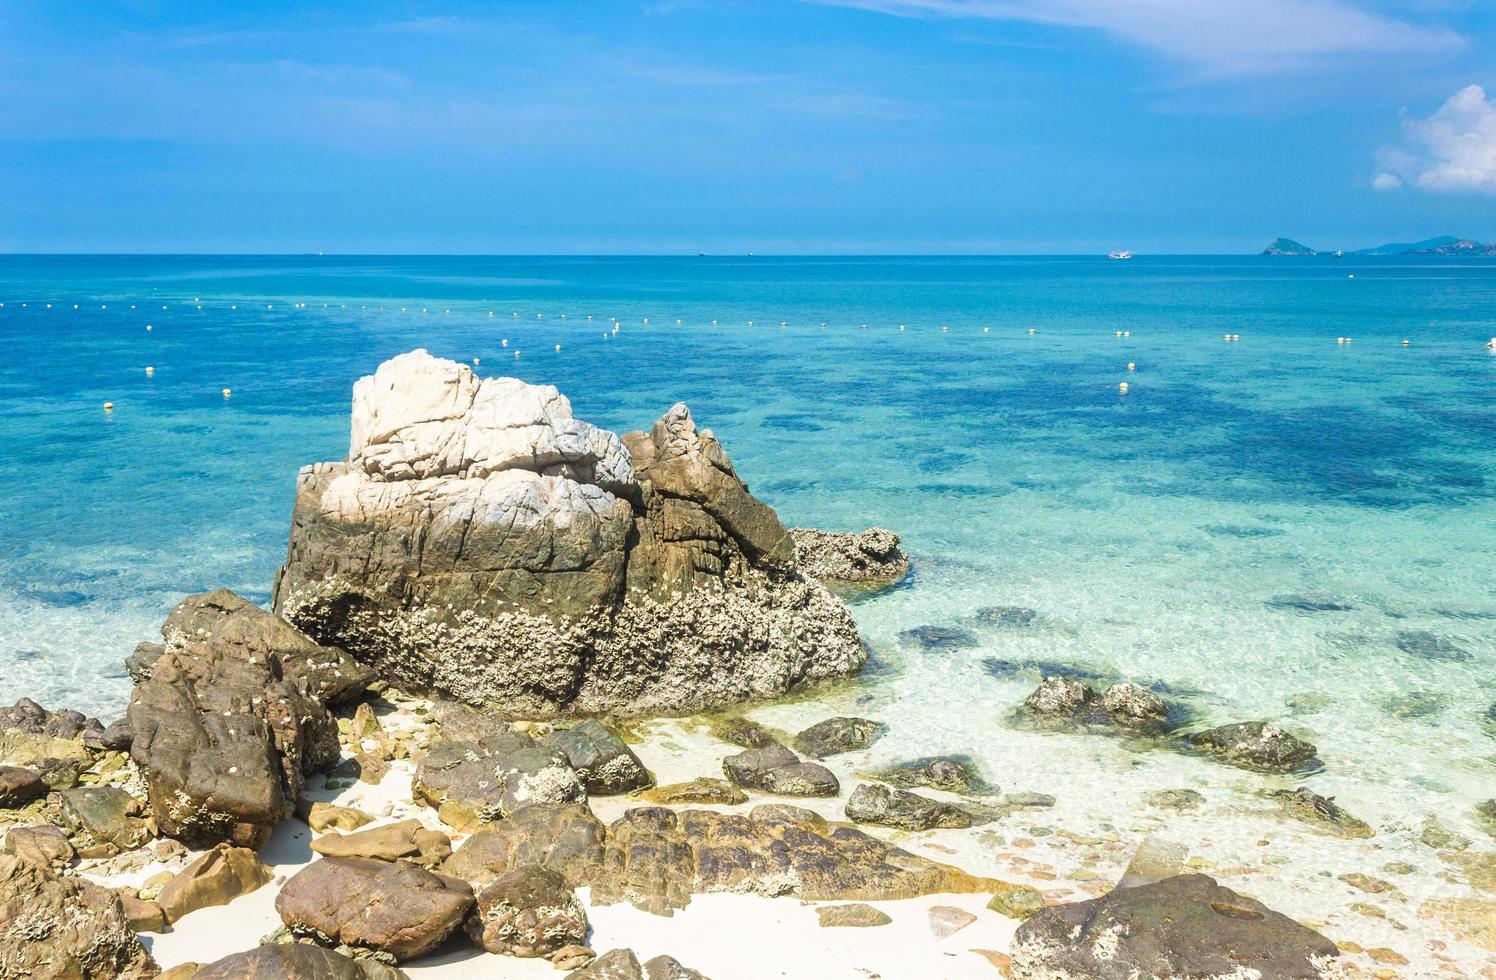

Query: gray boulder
272,350,866,718
722,744,839,797
790,527,909,589
413,732,586,823
541,721,652,795
1183,721,1318,772
869,755,991,795
844,783,976,831
442,803,607,889
58,786,152,856
1010,874,1341,979
792,716,884,758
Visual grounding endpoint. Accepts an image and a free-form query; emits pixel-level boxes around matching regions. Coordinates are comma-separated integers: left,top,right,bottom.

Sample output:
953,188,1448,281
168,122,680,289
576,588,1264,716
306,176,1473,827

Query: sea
2,255,1494,967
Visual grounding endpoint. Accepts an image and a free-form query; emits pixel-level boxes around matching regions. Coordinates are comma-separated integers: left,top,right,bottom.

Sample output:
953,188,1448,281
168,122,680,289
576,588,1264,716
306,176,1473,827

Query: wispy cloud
809,0,1463,75
1373,84,1496,194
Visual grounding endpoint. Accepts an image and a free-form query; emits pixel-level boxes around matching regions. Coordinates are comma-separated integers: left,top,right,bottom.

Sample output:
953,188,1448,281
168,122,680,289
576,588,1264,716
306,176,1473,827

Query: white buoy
1116,330,1123,337
1027,327,1036,334
1348,274,1355,279
145,366,154,375
1127,362,1135,371
677,318,683,324
103,401,113,411
1124,330,1131,337
222,388,232,398
1119,382,1129,393
514,350,521,358
73,304,79,310
1401,339,1410,346
941,325,947,332
473,358,480,366
554,344,561,352
712,320,718,326
502,339,509,347
643,318,649,324
1336,337,1345,344
899,324,905,332
982,327,989,333
146,325,153,332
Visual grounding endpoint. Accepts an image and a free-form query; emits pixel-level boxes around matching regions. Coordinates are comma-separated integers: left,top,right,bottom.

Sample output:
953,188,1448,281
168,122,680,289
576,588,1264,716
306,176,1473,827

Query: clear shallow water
2,255,1495,962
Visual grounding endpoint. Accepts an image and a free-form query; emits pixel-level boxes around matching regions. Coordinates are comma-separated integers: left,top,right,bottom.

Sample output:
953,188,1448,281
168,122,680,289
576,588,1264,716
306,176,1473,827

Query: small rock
870,755,990,794
636,778,747,806
1394,630,1470,662
1339,872,1395,894
312,818,452,867
987,884,1046,920
354,752,390,785
707,716,779,748
845,783,975,830
565,948,709,980
792,717,884,758
157,843,272,923
1119,837,1187,888
1183,721,1318,772
1264,594,1354,613
816,903,892,927
1271,787,1373,838
0,766,46,808
1,824,74,870
1143,788,1204,811
351,702,383,737
118,892,166,933
552,945,597,970
1473,799,1496,840
1021,676,1168,731
1366,947,1408,965
59,785,152,856
305,801,376,833
722,744,839,797
927,904,977,938
467,863,588,956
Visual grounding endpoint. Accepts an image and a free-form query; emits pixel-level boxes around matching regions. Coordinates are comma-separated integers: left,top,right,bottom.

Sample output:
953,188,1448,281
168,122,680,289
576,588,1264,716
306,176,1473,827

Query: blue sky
1,0,1493,253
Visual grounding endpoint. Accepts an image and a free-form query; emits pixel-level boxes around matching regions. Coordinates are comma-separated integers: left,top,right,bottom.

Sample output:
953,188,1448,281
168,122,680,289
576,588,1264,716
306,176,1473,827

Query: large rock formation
273,350,866,716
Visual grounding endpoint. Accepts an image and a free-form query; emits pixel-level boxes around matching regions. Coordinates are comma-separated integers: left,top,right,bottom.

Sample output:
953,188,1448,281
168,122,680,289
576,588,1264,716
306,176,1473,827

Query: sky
0,0,1493,254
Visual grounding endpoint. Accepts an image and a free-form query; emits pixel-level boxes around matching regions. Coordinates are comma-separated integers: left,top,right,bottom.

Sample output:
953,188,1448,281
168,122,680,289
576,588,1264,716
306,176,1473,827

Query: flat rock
413,732,586,823
869,755,991,795
304,801,375,833
1010,873,1341,979
0,766,46,808
845,783,976,831
636,778,747,806
275,857,473,960
0,852,158,979
468,863,588,956
790,527,909,589
928,905,977,938
898,625,978,651
273,351,866,717
817,903,891,927
1418,896,1496,952
312,818,451,867
791,717,884,758
1183,721,1318,773
157,843,272,923
189,943,410,979
541,721,652,795
722,743,839,797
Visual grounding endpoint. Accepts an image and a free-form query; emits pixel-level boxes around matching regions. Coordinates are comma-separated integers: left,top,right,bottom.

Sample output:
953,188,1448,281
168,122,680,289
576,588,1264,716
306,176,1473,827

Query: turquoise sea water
2,257,1495,906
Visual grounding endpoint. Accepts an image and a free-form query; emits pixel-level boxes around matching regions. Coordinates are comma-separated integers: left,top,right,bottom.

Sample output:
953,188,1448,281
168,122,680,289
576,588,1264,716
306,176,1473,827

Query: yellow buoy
145,366,154,375
1127,362,1136,371
1402,339,1410,346
103,401,113,410
1119,382,1129,393
222,388,232,398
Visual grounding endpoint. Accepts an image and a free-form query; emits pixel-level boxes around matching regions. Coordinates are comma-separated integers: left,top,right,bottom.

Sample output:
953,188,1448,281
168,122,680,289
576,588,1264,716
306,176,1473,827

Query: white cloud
811,0,1463,75
1371,171,1401,191
1384,84,1496,193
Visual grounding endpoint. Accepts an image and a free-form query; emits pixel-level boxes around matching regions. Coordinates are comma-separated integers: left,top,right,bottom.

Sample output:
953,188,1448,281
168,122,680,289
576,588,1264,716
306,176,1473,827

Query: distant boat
1333,250,1344,258
1108,250,1133,260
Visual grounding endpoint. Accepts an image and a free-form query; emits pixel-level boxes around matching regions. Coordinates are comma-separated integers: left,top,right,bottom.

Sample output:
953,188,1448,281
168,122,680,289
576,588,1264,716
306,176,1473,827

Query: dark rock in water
1394,630,1471,662
58,786,153,856
468,863,588,957
1010,874,1342,979
983,657,1113,685
125,643,165,682
707,716,780,748
191,943,410,979
275,857,474,961
442,804,607,889
541,720,653,795
1183,721,1318,773
1474,799,1496,840
0,852,159,978
791,527,910,590
899,625,979,651
128,589,362,847
1264,594,1354,613
844,783,976,831
0,697,98,740
1271,787,1373,839
566,948,709,980
0,765,46,808
972,605,1038,628
272,351,866,717
1020,676,1171,732
723,743,840,797
1381,691,1448,719
870,755,991,795
413,732,586,823
792,717,885,758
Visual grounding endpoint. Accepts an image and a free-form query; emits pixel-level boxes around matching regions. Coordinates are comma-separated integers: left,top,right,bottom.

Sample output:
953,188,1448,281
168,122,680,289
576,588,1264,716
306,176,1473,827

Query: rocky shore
3,351,1493,978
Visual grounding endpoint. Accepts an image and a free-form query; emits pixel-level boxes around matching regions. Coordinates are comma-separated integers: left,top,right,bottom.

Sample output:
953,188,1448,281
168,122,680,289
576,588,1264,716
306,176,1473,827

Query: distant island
1263,235,1496,256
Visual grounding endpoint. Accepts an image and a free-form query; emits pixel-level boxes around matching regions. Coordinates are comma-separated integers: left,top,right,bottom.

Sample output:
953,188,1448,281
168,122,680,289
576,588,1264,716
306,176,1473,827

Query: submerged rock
1142,788,1204,811
272,350,866,717
1271,787,1373,839
869,755,991,795
275,857,473,961
722,744,840,797
972,605,1038,628
1020,676,1170,732
1394,629,1471,662
791,716,884,758
127,589,367,847
706,716,780,748
898,625,979,651
0,852,158,979
845,783,976,831
1264,594,1354,613
790,527,909,590
1010,874,1341,979
1183,721,1318,773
